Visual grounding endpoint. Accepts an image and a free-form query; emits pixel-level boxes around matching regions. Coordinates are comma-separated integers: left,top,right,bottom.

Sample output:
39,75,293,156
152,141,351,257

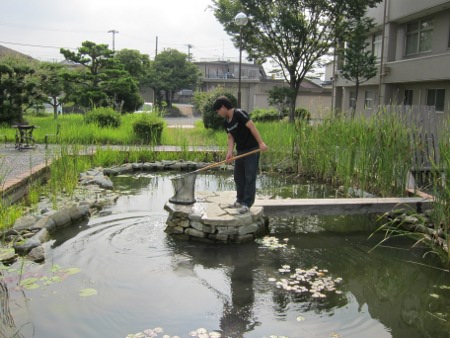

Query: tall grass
0,110,450,266
430,122,450,261
292,110,412,197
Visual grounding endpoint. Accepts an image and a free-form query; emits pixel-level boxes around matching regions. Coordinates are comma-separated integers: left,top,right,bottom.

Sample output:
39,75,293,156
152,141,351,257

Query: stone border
164,191,269,244
0,160,236,263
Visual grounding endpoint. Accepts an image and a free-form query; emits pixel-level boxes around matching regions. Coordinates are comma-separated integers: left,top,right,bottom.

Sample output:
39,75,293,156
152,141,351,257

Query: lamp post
235,12,248,108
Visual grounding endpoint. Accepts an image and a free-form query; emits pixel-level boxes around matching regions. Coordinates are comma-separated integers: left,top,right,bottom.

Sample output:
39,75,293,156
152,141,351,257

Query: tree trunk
352,81,360,119
288,80,301,123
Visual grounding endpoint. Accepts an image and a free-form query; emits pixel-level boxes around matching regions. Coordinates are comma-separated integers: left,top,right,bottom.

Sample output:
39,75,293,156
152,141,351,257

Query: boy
213,96,268,213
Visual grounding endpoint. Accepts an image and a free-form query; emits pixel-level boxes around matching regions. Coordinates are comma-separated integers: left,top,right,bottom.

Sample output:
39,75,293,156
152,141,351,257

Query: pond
1,172,449,338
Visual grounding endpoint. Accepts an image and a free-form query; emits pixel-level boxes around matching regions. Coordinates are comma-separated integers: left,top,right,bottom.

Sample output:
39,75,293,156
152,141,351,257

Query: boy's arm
246,120,268,152
226,133,235,161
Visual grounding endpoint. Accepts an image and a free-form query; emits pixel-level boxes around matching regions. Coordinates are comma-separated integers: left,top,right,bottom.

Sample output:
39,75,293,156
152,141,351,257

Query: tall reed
292,110,412,197
430,120,450,261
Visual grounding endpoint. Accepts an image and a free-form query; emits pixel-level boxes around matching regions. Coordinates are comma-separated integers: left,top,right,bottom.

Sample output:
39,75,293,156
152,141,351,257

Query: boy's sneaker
228,201,242,208
239,205,250,214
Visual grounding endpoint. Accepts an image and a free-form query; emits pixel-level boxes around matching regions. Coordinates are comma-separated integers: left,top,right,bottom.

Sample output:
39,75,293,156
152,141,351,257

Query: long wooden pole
172,148,261,179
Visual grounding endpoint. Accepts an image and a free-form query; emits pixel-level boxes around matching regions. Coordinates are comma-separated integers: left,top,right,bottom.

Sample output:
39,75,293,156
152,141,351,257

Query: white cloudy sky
0,0,241,63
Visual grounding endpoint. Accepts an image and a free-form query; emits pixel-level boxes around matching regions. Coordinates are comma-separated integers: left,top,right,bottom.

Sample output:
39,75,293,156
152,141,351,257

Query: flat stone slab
253,197,433,216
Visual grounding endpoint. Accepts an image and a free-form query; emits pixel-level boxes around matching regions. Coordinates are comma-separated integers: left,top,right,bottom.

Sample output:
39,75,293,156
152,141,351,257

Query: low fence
385,105,447,187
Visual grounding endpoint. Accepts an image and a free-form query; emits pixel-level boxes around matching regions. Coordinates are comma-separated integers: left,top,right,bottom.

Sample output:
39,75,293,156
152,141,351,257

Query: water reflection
172,243,259,336
1,172,449,338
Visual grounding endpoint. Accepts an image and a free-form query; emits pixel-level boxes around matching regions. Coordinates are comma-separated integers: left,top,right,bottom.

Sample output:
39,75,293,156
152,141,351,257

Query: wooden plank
254,197,432,216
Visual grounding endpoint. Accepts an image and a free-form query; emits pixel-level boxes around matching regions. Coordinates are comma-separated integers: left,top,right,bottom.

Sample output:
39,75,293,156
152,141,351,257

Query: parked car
135,102,153,113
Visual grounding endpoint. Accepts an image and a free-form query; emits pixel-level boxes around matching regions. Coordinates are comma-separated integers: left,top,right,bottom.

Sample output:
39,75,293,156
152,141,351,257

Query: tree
37,62,71,119
267,86,295,118
338,17,378,118
0,57,40,124
115,49,151,84
211,0,382,122
60,41,142,112
145,49,200,108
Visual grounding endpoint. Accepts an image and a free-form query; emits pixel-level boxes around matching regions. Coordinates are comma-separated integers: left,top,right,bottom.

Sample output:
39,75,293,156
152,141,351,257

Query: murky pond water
2,172,449,338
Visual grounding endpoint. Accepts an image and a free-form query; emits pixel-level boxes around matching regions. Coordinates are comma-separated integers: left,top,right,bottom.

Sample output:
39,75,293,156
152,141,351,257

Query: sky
0,0,242,63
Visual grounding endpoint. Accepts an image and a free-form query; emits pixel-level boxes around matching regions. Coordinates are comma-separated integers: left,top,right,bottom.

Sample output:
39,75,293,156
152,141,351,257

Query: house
195,60,331,120
332,0,450,125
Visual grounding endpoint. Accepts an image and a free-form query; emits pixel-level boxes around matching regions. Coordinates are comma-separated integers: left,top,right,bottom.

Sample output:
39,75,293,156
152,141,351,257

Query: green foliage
192,91,209,111
0,57,41,124
211,0,382,122
294,107,311,121
338,16,378,117
199,87,237,130
145,49,200,108
60,41,142,112
37,62,68,119
132,114,166,144
250,108,280,122
267,86,294,117
114,49,151,83
84,107,121,128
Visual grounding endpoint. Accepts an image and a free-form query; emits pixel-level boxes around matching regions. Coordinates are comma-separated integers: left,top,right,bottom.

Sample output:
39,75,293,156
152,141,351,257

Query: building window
373,32,382,60
427,89,445,111
405,18,433,55
349,91,356,109
364,91,374,109
404,90,413,105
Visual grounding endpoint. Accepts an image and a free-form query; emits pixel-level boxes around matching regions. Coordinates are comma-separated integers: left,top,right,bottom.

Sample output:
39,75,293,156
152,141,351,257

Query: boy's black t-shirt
223,108,259,151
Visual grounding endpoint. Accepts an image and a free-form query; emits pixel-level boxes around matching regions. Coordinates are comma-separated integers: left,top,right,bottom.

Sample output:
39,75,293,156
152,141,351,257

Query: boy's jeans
234,149,260,207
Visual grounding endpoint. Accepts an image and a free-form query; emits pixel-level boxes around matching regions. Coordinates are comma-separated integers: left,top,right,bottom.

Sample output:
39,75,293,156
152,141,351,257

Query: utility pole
186,44,193,61
108,29,119,52
155,36,158,57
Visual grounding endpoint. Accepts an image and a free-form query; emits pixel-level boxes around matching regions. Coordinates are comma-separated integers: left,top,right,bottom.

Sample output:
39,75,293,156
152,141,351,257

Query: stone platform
164,191,269,244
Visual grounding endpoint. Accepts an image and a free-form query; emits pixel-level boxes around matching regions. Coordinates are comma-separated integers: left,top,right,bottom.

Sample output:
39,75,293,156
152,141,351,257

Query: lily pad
20,278,41,290
64,267,81,275
19,277,38,286
79,288,98,297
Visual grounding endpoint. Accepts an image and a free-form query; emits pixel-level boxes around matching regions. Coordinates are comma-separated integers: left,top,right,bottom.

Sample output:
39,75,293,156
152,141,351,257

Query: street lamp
235,12,248,108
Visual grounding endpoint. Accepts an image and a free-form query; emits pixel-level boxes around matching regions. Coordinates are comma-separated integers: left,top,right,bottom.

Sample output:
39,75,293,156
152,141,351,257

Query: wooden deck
254,197,432,216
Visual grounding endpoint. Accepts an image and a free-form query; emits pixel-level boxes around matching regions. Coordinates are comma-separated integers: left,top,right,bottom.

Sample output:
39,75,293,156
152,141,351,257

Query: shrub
251,108,280,122
132,114,165,144
199,87,237,130
84,107,121,128
295,107,311,121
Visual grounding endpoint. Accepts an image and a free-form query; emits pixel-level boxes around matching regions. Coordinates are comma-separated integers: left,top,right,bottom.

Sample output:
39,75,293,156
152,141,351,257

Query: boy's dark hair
212,96,233,111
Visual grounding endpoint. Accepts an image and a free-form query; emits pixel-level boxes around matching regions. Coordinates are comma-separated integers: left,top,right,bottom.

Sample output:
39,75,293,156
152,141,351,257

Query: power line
0,40,75,50
0,21,104,34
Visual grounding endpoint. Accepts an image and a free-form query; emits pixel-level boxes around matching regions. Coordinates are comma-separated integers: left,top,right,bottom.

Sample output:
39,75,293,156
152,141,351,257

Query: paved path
0,145,56,192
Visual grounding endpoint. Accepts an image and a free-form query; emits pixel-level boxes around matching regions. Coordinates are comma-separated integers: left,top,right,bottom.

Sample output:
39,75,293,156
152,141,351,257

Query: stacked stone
164,191,269,244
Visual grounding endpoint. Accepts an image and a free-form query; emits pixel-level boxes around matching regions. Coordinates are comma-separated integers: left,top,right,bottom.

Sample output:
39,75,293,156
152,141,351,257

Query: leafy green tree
267,86,295,118
211,0,381,122
37,62,72,119
145,49,200,109
115,49,151,84
60,41,142,112
0,57,40,124
339,17,378,118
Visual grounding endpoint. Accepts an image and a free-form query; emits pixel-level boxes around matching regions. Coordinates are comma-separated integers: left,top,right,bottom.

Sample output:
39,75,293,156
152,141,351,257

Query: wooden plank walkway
254,197,432,216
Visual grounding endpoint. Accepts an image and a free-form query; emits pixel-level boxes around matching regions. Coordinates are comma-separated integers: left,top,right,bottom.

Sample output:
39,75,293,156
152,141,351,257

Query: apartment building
332,0,450,123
